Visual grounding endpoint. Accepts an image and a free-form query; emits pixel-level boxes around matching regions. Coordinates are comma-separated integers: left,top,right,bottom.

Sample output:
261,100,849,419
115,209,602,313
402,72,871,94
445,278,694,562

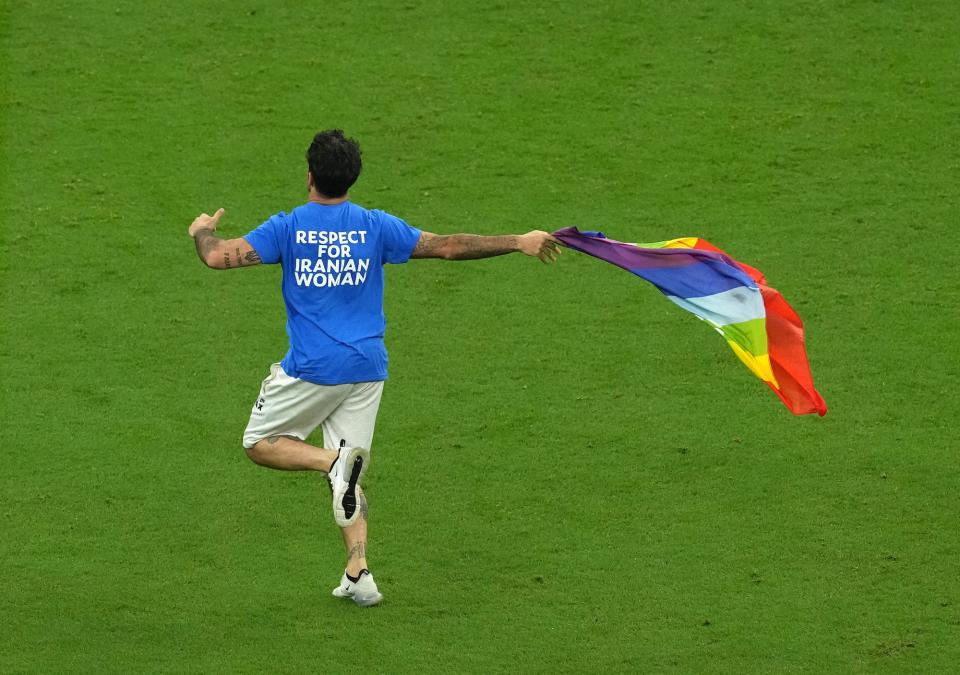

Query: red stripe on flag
693,239,827,416
761,285,828,416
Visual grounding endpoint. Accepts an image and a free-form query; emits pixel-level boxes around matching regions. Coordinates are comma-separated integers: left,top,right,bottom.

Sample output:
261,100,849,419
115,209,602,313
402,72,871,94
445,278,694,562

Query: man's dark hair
306,129,362,198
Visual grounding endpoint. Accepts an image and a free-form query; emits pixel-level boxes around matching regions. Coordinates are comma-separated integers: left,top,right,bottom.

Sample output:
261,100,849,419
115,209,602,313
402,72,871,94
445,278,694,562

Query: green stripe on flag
720,317,768,357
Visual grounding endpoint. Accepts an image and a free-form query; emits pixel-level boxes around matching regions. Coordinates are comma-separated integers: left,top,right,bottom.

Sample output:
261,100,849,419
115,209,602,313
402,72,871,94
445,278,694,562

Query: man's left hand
189,207,225,238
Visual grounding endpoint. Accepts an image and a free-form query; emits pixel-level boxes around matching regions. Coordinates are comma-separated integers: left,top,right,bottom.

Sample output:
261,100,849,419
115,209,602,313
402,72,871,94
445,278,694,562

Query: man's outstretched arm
411,230,561,263
188,208,262,269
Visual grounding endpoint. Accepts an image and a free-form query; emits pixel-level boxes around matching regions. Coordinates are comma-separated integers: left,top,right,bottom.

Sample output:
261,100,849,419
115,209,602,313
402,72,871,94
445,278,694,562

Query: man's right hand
189,207,225,238
518,230,563,263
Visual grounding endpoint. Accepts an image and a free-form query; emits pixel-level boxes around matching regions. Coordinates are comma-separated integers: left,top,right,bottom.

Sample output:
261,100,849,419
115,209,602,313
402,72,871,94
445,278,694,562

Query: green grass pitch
2,1,959,672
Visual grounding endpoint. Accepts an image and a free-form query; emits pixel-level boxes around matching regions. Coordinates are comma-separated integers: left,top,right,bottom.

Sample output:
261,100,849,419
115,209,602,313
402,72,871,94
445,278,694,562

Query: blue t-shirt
243,201,421,385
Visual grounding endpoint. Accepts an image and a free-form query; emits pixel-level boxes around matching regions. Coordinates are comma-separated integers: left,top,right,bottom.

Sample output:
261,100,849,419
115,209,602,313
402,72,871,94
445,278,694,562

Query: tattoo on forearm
194,229,219,263
451,234,518,260
414,233,518,260
194,226,261,269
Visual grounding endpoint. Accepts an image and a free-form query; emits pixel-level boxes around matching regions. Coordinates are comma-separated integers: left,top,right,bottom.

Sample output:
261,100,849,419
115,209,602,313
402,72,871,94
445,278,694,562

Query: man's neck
308,188,349,205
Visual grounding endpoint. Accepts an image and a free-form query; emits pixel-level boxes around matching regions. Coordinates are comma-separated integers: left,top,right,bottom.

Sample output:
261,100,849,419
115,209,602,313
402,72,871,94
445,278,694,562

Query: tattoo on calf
359,493,369,521
347,542,366,561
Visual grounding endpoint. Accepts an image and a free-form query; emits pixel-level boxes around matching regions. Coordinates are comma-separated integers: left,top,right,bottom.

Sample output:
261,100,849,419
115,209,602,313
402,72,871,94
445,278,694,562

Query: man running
187,129,560,606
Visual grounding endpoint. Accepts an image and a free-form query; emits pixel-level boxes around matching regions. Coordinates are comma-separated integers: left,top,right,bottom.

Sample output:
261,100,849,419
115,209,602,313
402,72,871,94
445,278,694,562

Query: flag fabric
552,227,827,416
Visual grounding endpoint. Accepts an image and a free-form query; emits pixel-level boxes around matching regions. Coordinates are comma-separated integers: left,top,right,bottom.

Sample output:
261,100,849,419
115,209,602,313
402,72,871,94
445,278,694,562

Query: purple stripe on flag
554,227,756,299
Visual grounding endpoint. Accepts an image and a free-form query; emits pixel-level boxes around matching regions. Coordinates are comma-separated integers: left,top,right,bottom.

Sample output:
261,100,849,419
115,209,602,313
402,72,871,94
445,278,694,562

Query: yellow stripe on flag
634,237,700,249
660,237,699,249
726,339,779,386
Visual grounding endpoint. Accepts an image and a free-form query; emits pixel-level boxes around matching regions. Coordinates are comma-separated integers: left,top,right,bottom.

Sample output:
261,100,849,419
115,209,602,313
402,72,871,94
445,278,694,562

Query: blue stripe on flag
628,259,754,299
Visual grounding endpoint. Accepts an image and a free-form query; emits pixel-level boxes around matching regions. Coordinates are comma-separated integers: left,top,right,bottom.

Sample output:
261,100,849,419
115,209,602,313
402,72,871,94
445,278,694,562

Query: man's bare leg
333,488,381,605
341,489,370,576
247,435,338,472
250,436,377,598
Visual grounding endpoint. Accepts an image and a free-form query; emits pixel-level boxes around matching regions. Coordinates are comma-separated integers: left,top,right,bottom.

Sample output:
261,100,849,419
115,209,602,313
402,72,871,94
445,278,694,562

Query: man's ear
306,171,314,189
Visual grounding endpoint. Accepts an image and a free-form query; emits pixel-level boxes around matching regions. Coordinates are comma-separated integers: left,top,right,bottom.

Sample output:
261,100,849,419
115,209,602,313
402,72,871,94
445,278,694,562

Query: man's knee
244,437,275,465
244,442,262,464
244,435,294,465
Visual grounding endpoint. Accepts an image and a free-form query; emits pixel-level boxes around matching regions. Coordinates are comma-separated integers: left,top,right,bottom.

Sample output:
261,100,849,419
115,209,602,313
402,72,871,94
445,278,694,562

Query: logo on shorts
255,396,265,411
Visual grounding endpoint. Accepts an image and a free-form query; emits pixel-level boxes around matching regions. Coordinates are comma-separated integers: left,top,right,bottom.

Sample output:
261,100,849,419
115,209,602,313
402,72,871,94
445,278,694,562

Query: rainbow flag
553,227,827,416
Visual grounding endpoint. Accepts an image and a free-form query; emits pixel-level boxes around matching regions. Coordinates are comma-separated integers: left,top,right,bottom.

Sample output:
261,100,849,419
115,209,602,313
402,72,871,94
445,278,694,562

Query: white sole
353,592,382,607
332,579,382,607
332,446,370,527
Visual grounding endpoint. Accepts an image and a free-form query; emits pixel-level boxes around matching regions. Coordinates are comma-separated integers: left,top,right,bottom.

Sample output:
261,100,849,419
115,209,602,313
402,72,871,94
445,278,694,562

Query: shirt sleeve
242,212,286,264
376,210,422,265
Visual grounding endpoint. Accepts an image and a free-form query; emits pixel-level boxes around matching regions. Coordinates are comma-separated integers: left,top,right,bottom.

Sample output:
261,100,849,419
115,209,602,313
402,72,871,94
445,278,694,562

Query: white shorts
242,363,384,451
